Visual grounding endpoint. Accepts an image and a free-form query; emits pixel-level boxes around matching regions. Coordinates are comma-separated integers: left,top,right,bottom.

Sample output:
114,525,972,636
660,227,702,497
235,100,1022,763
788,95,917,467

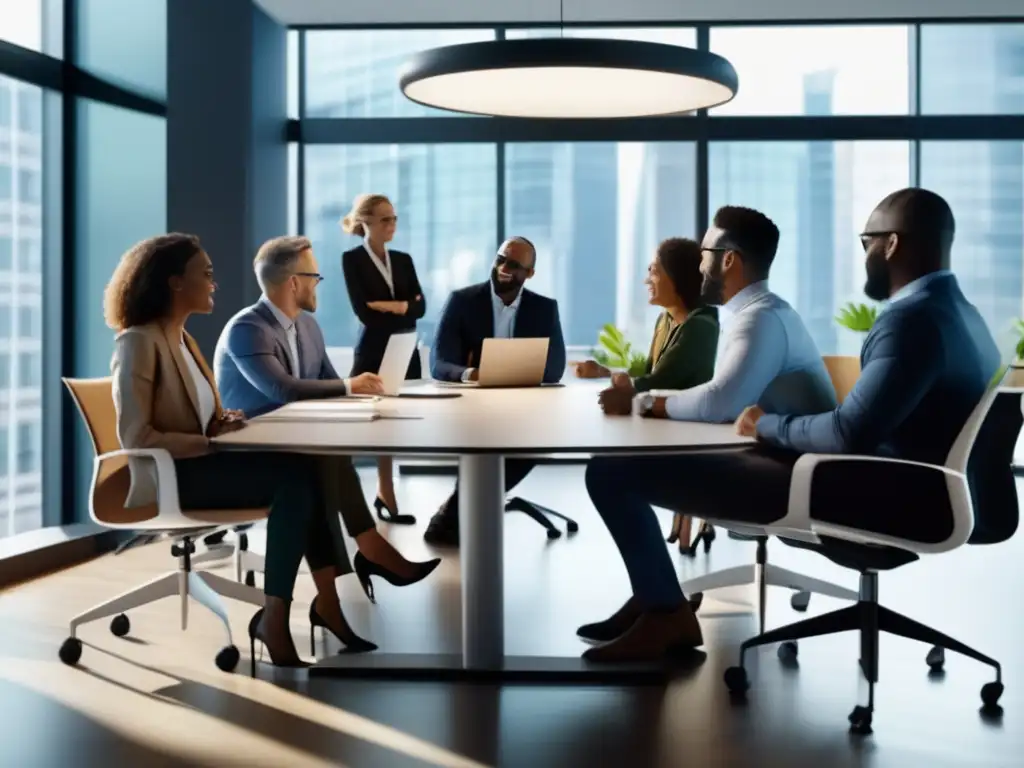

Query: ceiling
253,0,1024,26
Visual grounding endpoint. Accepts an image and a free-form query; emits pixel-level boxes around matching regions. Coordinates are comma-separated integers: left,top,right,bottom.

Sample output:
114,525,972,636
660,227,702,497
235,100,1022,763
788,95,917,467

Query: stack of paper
254,399,379,423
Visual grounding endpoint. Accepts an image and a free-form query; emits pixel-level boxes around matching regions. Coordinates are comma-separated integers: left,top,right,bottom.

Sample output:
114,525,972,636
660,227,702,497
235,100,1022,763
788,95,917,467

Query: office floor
0,466,1018,767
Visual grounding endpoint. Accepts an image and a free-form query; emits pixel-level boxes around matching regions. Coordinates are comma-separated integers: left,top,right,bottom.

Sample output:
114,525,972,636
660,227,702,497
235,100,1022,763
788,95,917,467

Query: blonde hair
341,193,392,237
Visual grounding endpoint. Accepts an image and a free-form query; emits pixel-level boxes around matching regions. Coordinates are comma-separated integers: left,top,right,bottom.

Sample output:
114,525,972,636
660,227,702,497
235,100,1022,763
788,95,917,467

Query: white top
260,295,300,375
363,238,394,297
181,341,217,431
214,381,752,456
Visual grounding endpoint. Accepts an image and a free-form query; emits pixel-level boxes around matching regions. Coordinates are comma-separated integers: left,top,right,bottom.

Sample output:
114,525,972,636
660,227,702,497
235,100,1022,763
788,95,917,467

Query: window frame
0,0,168,531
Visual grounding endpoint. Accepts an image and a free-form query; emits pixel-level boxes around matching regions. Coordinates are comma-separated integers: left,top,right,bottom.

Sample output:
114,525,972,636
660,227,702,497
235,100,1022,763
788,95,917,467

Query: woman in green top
575,237,720,556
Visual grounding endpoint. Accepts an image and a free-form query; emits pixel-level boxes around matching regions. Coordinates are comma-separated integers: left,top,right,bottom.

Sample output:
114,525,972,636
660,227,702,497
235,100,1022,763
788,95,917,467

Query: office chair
722,371,1018,734
679,355,864,627
59,378,268,672
505,495,579,539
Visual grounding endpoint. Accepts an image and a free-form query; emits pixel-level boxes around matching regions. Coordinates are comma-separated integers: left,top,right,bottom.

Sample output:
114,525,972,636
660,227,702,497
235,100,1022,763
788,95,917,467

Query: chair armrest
780,453,972,554
94,447,192,527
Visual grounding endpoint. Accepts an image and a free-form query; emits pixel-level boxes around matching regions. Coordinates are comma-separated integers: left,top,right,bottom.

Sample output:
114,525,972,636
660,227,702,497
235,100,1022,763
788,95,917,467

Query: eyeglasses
293,271,324,283
495,253,530,272
376,215,398,225
858,231,898,251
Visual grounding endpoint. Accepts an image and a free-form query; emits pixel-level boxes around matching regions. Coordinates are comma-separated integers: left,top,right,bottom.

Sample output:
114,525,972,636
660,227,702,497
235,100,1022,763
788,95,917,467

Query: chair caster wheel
216,645,240,672
110,613,130,637
848,705,873,735
59,637,83,666
688,592,704,613
244,571,256,587
926,645,945,671
777,641,798,662
981,681,1004,709
724,666,749,694
546,528,561,540
790,591,811,612
567,521,579,533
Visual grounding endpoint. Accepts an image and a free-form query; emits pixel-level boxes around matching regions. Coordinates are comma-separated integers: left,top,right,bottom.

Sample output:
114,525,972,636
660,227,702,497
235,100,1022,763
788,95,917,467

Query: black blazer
342,245,426,377
429,281,566,383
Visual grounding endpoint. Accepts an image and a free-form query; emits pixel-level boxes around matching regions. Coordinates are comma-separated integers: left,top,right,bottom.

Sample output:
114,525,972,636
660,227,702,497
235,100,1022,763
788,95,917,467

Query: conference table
214,380,753,680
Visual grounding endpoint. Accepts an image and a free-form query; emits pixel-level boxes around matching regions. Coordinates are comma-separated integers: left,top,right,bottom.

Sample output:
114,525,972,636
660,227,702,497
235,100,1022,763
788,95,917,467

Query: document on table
253,399,379,422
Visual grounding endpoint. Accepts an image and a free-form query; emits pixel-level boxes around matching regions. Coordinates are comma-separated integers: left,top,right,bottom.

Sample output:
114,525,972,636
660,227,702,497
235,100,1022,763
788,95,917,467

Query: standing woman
341,193,425,525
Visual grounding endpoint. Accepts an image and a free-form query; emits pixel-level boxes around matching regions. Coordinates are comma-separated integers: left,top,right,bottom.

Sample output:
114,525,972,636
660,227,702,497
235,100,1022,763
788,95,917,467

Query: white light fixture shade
399,38,739,119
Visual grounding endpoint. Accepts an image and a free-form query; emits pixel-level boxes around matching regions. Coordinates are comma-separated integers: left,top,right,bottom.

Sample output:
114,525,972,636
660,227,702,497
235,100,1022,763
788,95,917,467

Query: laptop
377,331,419,396
475,337,550,388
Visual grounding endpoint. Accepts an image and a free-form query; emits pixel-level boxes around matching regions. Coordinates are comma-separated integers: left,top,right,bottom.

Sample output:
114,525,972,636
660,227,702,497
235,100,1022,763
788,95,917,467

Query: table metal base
307,651,707,685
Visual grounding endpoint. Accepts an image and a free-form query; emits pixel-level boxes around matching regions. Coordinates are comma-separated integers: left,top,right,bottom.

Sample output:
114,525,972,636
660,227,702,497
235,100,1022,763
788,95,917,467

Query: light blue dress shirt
662,281,836,423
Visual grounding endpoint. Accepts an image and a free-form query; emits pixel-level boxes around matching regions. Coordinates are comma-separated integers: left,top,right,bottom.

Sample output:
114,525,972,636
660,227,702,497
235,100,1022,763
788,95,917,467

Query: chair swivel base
59,535,264,673
505,496,579,540
722,571,1004,734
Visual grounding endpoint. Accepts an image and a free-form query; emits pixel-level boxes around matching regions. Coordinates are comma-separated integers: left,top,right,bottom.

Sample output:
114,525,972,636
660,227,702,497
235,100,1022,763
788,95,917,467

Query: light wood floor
0,467,1019,767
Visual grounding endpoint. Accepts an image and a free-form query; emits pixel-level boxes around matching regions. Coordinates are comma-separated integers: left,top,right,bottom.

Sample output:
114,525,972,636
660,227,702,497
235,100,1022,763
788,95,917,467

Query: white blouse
362,238,395,297
180,341,217,431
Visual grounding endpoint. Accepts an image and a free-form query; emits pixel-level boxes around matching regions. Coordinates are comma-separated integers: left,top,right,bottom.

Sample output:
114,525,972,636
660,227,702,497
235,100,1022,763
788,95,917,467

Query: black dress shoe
423,509,459,547
577,597,642,643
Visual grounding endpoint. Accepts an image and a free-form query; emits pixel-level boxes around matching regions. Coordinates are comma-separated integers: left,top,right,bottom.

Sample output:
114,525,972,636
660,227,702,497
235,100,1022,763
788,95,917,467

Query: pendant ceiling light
398,36,739,119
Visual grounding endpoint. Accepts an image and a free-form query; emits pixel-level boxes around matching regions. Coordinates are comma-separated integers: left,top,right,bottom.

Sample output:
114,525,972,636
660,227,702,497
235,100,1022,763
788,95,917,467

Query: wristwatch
633,392,656,417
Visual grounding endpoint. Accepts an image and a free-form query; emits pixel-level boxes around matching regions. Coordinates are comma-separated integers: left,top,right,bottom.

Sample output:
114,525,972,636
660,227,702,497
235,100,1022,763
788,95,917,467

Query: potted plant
591,324,648,377
834,302,878,334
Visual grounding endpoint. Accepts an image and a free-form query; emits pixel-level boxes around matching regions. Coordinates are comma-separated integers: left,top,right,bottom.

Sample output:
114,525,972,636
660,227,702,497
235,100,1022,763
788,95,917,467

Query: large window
921,142,1024,351
0,75,44,536
505,142,696,347
920,25,1024,115
76,0,167,100
709,142,911,355
304,144,498,348
0,0,60,57
710,26,911,115
304,29,495,118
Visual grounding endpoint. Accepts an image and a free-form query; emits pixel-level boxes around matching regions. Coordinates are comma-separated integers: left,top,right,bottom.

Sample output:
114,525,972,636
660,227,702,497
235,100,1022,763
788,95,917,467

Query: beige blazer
111,322,224,508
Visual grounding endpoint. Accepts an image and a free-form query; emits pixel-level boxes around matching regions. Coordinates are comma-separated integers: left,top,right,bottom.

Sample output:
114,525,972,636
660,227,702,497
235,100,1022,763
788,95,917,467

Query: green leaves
592,322,644,373
834,302,878,333
1012,319,1024,360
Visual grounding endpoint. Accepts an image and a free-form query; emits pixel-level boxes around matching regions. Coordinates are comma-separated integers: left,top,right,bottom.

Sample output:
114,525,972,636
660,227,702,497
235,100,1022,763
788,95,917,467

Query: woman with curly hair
105,233,375,672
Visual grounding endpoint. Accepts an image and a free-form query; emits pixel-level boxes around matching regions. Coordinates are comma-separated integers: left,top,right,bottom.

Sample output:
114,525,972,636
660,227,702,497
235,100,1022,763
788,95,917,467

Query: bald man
425,236,567,546
578,189,1001,664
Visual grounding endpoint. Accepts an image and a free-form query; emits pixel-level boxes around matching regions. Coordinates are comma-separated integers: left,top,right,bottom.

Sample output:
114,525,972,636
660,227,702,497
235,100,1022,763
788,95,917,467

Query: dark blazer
757,272,1001,466
430,281,566,383
633,306,720,393
213,301,347,418
342,245,426,378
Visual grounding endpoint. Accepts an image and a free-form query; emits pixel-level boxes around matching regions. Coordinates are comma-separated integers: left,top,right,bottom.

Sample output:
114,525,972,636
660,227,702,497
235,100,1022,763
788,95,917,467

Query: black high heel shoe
374,496,417,525
247,608,310,677
683,522,716,557
308,601,377,656
353,551,441,604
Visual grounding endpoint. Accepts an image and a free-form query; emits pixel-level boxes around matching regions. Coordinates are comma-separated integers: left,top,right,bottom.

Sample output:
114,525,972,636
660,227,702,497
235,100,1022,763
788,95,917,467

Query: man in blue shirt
425,236,567,546
581,206,836,663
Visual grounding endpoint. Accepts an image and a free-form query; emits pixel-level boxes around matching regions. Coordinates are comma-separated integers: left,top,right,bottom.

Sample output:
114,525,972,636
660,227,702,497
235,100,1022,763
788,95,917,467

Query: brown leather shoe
577,597,642,642
582,603,703,663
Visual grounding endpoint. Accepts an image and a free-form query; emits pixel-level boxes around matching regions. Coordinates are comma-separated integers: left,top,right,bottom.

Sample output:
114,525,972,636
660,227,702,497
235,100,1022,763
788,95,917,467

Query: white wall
255,0,1023,26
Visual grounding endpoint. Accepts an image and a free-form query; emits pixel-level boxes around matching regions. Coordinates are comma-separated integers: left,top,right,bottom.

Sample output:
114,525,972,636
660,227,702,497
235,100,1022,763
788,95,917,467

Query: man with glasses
213,236,439,590
425,235,567,546
579,206,836,663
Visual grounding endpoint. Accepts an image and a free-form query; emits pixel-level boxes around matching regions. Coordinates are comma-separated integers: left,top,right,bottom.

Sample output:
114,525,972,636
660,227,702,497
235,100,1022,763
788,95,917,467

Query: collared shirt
659,280,836,422
363,237,394,297
260,295,300,376
491,281,523,339
886,269,953,307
